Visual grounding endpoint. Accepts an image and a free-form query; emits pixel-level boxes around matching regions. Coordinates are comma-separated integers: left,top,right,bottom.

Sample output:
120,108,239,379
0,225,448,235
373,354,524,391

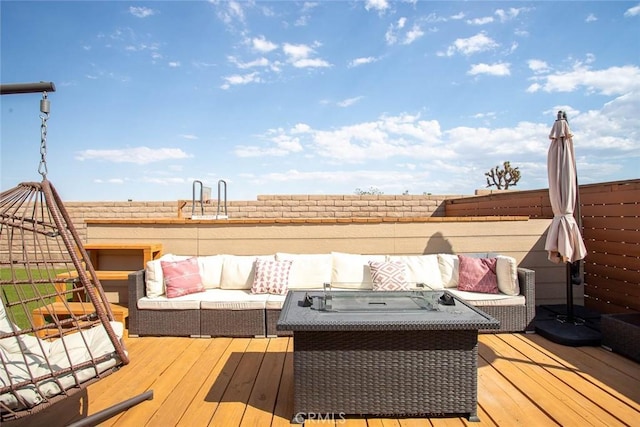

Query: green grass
1,268,66,330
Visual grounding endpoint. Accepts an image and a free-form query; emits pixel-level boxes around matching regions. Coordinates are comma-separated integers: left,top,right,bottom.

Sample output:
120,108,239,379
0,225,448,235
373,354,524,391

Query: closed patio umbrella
536,110,600,346
544,110,586,265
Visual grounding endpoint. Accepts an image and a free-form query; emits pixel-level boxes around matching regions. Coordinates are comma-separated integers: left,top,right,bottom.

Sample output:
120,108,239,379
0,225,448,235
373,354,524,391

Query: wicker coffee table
277,290,499,423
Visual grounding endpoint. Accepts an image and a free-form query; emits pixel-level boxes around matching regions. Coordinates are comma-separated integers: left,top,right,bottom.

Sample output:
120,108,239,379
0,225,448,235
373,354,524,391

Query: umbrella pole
566,262,574,321
567,147,582,322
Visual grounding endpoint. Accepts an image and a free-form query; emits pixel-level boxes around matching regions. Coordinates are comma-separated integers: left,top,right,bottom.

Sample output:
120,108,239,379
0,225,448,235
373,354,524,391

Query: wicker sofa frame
128,271,265,337
129,267,535,338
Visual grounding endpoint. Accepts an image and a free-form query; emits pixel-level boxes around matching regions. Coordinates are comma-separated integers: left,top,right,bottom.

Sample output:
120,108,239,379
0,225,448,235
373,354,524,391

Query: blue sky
1,1,639,202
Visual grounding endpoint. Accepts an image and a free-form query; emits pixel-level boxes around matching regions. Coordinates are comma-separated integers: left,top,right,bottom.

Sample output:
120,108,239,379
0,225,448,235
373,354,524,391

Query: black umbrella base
535,305,602,347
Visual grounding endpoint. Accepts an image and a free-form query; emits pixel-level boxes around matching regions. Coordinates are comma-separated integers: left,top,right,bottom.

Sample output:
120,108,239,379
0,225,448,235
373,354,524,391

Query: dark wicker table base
292,329,480,422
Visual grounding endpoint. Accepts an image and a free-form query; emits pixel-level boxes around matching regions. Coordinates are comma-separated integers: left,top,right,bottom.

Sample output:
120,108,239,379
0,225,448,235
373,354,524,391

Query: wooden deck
11,332,640,427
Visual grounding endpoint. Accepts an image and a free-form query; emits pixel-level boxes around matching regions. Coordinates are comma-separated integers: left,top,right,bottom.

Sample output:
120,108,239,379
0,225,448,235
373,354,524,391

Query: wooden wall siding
86,217,569,307
446,190,553,218
445,179,640,314
581,181,640,314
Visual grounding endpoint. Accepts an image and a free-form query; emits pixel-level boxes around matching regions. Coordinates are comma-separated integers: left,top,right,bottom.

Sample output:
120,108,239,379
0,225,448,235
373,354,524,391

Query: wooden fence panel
445,179,640,314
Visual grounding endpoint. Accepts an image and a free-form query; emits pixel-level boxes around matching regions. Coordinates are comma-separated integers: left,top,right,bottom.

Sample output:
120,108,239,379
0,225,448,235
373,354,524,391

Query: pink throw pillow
161,257,205,298
457,255,499,294
369,261,408,291
251,259,292,295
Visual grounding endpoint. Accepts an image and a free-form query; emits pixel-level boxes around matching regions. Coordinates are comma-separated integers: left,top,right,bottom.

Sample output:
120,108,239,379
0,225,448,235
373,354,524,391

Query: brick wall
64,194,459,243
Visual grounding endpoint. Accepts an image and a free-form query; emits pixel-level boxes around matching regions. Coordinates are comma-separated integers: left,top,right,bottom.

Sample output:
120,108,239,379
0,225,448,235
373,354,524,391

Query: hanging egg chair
0,82,149,424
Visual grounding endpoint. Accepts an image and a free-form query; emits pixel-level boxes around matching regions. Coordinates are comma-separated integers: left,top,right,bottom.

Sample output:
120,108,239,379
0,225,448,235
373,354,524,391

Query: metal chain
38,91,50,177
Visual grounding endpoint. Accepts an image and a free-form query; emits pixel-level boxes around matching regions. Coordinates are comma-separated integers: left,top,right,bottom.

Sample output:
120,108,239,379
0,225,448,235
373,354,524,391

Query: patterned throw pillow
251,259,293,295
457,255,499,294
369,261,408,291
161,257,206,298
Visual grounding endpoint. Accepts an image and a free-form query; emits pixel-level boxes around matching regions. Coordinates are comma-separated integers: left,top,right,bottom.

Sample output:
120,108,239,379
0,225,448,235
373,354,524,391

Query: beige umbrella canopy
544,111,587,264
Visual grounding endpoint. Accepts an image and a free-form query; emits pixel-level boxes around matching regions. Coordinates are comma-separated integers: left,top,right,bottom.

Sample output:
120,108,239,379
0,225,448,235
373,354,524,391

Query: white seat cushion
266,294,287,310
137,294,202,310
0,321,123,410
448,289,525,306
199,289,268,310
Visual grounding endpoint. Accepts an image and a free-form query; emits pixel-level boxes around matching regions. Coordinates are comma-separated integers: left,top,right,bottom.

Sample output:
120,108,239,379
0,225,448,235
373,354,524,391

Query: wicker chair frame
0,180,129,422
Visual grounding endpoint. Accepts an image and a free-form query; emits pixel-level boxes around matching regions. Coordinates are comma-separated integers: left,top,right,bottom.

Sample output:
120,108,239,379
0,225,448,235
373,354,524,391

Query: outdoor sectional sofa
127,252,535,338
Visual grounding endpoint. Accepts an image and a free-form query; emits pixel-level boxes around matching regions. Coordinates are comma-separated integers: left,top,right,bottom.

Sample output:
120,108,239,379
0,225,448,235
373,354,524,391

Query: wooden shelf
32,302,128,338
56,270,134,281
59,242,163,305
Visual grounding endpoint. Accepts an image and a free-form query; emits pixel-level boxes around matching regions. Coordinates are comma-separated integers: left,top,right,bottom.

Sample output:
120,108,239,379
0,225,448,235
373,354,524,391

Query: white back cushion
438,254,460,289
387,255,443,289
145,254,189,297
197,255,225,289
220,255,274,290
275,253,332,289
496,255,520,295
330,252,386,289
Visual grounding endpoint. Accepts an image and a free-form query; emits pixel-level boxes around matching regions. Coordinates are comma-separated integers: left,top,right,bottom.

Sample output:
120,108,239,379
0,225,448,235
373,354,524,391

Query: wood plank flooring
7,333,640,427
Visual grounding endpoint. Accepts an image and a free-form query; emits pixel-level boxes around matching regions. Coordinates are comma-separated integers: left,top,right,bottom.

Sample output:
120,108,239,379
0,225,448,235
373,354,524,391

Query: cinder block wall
65,194,458,243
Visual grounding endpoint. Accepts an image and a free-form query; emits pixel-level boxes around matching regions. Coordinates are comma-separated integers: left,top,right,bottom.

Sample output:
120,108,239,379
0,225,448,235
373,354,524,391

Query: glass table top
307,290,441,312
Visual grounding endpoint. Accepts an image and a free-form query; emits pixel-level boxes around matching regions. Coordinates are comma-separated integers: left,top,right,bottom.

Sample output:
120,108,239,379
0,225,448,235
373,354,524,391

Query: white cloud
283,43,314,60
220,72,262,89
217,0,245,25
526,82,542,93
141,176,188,185
291,58,331,68
528,59,550,74
228,55,270,69
472,111,497,120
234,129,303,157
348,56,378,68
337,96,364,107
531,64,640,95
129,6,155,18
251,36,278,53
94,178,126,184
76,147,191,164
386,18,423,45
179,134,198,140
572,92,640,149
495,7,528,22
385,17,407,45
295,1,319,26
444,32,499,56
168,61,180,68
624,4,640,17
253,169,431,195
293,114,449,164
585,13,597,23
282,42,330,68
291,123,312,134
468,62,511,76
403,24,425,44
467,17,494,25
365,0,389,13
